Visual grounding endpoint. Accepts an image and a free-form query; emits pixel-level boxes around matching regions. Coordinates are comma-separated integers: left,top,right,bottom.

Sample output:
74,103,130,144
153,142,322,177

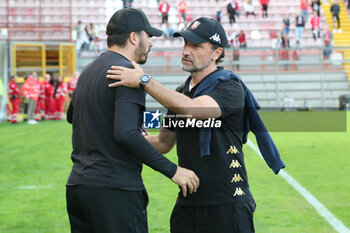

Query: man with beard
106,17,285,232
66,8,199,233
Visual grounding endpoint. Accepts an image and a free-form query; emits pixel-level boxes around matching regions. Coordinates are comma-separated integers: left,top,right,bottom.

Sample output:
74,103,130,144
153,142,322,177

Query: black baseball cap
106,8,163,37
173,17,228,47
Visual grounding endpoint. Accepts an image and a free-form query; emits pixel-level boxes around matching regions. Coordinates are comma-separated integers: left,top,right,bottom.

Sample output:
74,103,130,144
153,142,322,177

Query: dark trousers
162,14,168,24
66,186,149,233
181,13,186,23
312,27,321,40
229,11,236,24
170,201,256,233
333,13,340,29
262,4,268,18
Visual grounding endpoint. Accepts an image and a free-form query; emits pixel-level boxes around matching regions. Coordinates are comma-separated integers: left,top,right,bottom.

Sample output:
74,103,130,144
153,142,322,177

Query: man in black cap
66,8,199,233
106,16,256,233
107,16,285,233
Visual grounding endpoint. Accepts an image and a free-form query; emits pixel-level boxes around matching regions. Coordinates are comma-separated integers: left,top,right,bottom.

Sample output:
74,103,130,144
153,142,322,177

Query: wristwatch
139,74,152,90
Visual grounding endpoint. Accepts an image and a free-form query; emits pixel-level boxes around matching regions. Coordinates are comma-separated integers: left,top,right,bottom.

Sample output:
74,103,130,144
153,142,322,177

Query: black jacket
331,4,340,14
227,2,236,14
296,15,305,27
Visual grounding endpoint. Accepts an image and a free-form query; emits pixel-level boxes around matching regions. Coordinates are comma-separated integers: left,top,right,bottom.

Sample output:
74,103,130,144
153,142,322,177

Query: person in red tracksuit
43,74,54,120
159,0,170,24
54,75,67,120
67,72,79,101
21,72,40,124
7,75,20,124
260,0,269,18
310,11,321,41
34,78,45,121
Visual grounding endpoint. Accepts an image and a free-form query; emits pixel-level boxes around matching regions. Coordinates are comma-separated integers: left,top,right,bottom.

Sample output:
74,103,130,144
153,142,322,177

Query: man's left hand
107,61,144,88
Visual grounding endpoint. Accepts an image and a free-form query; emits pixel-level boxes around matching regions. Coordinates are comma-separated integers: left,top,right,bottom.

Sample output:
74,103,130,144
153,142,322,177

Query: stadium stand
1,0,350,109
1,0,107,41
321,0,350,78
132,0,327,48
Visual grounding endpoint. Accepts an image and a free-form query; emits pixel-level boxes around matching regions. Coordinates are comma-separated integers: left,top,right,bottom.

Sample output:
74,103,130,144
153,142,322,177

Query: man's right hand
107,61,144,88
171,166,200,197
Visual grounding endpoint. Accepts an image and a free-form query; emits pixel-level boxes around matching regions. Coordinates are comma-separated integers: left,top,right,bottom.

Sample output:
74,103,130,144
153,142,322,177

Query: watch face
141,75,149,82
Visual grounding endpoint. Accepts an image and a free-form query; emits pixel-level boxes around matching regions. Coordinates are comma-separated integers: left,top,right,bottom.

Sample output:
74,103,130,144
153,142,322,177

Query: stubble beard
135,40,150,65
181,55,212,73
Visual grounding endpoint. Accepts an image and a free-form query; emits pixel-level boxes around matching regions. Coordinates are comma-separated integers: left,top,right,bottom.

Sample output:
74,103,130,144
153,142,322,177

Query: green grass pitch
0,113,349,233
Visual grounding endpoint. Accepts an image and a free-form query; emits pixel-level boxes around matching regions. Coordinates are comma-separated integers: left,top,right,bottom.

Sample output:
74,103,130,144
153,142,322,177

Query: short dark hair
211,44,225,64
106,23,142,47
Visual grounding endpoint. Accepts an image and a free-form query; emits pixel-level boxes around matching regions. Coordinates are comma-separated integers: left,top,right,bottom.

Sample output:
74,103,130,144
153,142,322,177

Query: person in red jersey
177,0,188,23
159,0,170,24
67,72,79,101
34,77,46,121
7,75,20,124
260,0,269,18
43,74,55,120
21,72,40,124
54,75,67,120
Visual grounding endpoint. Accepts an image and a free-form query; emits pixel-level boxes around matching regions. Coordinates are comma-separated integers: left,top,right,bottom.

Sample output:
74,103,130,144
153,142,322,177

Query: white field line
17,185,51,190
247,139,350,233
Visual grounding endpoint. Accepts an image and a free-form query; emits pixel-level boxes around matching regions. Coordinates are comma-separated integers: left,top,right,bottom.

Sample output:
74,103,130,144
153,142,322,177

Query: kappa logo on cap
209,33,221,44
191,21,201,29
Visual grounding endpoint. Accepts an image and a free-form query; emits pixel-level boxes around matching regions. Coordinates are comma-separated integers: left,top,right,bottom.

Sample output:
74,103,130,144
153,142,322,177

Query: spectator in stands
294,40,302,49
283,15,290,35
237,30,247,48
74,20,84,41
162,22,176,39
85,25,93,41
177,21,189,32
295,14,305,42
88,23,99,41
348,0,350,11
300,0,310,22
159,0,170,24
7,75,20,124
232,36,240,70
272,32,282,49
331,0,342,33
280,33,290,70
89,37,102,55
216,4,222,23
227,0,239,25
76,25,90,52
244,0,257,18
122,0,133,8
21,72,40,125
226,29,236,46
177,0,188,23
323,25,333,60
310,11,321,41
292,40,301,70
311,0,321,16
260,0,269,18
